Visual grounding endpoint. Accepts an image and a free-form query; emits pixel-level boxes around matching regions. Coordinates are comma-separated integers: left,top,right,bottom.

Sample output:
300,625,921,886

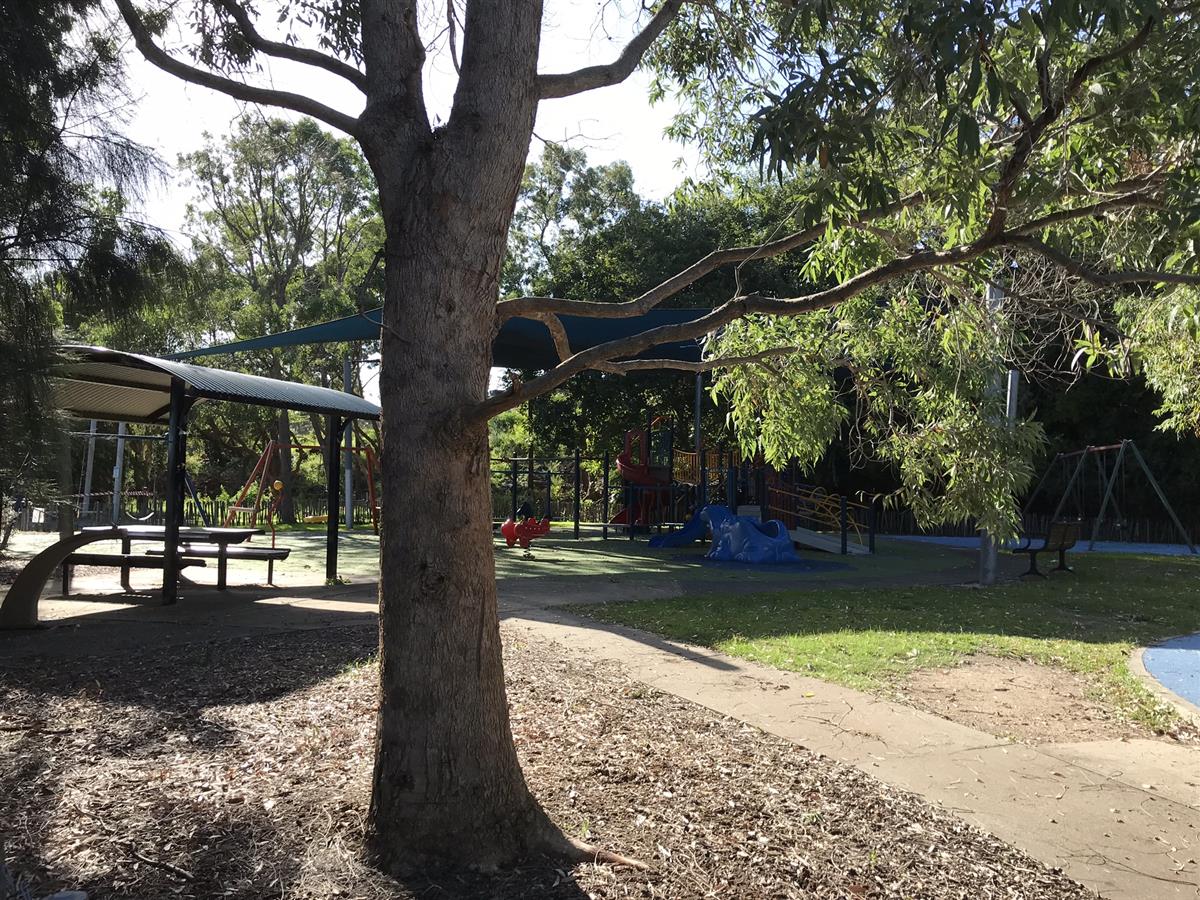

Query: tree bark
362,1,556,868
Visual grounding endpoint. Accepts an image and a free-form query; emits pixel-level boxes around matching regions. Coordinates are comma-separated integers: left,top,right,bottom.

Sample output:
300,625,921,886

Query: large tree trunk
366,248,552,869
362,5,552,865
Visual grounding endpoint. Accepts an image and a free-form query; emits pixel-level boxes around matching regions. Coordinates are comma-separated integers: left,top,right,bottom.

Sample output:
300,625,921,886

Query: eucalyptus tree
179,116,378,519
114,0,1200,871
1,0,177,549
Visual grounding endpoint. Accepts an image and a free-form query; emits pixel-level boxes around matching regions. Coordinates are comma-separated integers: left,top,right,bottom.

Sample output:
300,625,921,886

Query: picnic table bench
1012,519,1081,577
0,524,272,629
61,552,207,594
146,543,290,589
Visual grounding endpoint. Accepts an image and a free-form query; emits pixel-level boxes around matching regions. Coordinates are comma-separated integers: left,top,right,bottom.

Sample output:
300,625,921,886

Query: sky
121,1,704,241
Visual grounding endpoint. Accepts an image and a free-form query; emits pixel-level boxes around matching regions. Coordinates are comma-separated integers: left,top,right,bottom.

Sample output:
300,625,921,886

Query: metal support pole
343,357,354,528
162,379,186,604
979,283,1015,585
1089,442,1127,549
572,448,581,539
699,448,708,507
694,372,704,455
510,458,518,520
325,415,342,582
601,451,610,540
81,420,98,518
1128,440,1196,553
726,466,737,512
869,502,877,554
112,422,127,525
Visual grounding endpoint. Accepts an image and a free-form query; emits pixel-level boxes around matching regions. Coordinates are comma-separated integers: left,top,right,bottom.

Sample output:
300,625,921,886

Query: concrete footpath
500,589,1200,900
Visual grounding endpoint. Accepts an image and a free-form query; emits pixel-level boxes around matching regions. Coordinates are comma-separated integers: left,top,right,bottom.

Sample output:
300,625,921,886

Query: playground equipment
763,479,874,555
648,506,709,548
702,505,800,564
610,417,676,527
1022,440,1195,552
225,438,380,534
500,514,551,548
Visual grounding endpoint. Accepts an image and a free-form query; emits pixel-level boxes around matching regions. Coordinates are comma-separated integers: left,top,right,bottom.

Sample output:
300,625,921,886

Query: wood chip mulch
0,624,1092,899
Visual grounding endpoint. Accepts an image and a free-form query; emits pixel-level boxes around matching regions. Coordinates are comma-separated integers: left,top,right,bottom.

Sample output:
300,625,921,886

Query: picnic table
0,524,286,630
75,525,265,593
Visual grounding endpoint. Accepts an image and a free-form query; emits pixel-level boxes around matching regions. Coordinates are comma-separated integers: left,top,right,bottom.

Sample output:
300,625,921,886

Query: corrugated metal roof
53,345,380,422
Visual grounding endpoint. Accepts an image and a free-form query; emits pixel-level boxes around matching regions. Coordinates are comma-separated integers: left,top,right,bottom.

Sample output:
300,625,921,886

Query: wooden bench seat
62,552,206,595
1012,519,1081,577
147,544,290,588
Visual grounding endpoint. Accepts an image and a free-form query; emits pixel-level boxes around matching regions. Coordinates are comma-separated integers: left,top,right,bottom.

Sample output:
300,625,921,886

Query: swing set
1022,439,1196,552
224,438,380,534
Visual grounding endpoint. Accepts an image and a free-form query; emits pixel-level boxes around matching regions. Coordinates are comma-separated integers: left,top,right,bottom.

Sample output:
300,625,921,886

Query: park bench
147,544,291,589
62,552,207,595
1012,519,1081,577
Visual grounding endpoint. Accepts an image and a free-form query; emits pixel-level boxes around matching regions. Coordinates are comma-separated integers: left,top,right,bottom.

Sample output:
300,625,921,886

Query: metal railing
765,484,875,553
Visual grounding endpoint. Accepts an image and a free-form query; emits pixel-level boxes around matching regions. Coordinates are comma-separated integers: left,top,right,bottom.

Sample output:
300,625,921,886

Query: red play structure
500,515,551,548
609,417,675,527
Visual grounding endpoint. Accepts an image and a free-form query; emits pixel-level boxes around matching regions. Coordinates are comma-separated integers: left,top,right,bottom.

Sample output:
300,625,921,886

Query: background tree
179,116,380,518
0,0,178,553
114,0,1200,874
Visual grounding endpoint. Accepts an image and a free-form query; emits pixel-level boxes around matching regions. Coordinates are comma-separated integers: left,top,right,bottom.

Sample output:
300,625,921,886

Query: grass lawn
577,554,1200,732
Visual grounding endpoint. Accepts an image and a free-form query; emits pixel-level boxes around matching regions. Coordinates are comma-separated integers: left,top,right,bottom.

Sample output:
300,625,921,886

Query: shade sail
54,345,380,423
169,306,709,369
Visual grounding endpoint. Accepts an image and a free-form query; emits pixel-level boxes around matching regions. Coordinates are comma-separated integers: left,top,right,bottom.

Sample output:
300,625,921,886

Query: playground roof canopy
53,345,381,424
169,306,709,368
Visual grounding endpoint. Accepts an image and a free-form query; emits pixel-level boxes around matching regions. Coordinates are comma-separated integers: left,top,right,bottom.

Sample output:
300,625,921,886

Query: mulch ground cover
1,623,1092,899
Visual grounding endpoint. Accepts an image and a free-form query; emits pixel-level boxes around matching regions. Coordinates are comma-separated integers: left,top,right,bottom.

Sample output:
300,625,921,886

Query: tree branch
213,0,367,90
496,192,924,323
1009,235,1200,288
1011,190,1163,235
530,312,572,362
984,16,1156,238
115,0,361,137
538,0,686,99
477,233,997,422
597,346,800,374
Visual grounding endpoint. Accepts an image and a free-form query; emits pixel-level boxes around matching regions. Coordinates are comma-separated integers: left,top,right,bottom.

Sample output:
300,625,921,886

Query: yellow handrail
766,485,868,543
673,448,741,486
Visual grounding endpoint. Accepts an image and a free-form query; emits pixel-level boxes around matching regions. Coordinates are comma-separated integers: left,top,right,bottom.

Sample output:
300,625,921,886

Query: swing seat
1013,519,1081,577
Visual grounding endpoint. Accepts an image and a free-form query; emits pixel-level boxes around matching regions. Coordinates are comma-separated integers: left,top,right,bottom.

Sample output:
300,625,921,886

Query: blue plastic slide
703,504,800,564
647,508,709,548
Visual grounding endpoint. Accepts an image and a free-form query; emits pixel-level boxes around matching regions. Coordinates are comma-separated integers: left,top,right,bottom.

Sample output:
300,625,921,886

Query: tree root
532,824,650,871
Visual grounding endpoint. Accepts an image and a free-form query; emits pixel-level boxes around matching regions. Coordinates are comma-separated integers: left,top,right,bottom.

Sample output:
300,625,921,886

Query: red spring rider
501,500,551,548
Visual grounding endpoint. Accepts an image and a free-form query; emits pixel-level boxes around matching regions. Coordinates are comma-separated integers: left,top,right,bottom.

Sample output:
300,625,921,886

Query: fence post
509,458,518,520
726,465,737,512
573,448,581,539
840,495,848,555
757,468,767,521
869,501,877,554
528,451,535,509
602,451,610,540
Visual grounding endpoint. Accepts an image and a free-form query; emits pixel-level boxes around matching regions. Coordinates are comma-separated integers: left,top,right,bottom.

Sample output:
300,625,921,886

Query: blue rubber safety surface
670,553,851,573
891,535,1199,557
1143,633,1200,709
